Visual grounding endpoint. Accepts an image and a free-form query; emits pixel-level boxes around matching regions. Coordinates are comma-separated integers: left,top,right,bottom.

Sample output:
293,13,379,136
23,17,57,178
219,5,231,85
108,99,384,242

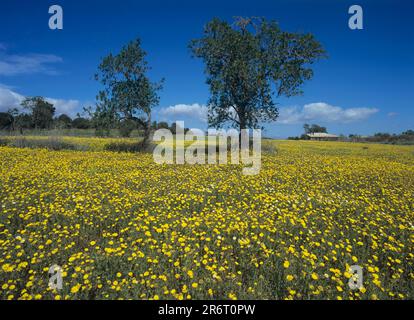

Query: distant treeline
0,97,188,137
289,131,414,144
287,123,414,145
347,131,414,144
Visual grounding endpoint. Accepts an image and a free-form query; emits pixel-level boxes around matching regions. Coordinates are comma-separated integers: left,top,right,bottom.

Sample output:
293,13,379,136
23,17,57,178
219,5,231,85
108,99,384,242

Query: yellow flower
0,139,412,300
228,293,237,300
70,284,81,294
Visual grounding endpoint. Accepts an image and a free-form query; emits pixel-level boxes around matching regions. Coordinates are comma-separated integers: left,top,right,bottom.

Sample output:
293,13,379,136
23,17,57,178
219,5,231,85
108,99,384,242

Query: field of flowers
0,138,413,300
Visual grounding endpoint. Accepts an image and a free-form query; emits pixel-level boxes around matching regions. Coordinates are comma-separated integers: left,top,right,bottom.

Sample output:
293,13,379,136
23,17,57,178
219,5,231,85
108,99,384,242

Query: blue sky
0,0,413,138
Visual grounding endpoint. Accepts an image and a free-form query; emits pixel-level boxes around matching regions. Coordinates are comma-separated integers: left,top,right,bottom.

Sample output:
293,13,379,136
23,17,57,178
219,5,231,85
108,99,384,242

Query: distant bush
0,137,78,151
104,141,155,153
72,117,91,129
0,138,9,146
119,119,137,137
17,137,77,150
261,141,278,155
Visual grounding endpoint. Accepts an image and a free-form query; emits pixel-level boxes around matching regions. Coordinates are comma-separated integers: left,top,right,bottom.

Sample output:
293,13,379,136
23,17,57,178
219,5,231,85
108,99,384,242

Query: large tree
94,38,163,146
21,96,55,129
189,17,326,131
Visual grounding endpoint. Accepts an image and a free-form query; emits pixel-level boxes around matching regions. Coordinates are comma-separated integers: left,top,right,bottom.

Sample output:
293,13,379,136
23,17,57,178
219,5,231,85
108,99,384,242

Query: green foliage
261,140,278,155
21,97,55,129
189,17,326,130
104,141,155,153
0,138,8,146
170,122,190,135
0,112,13,130
119,119,137,137
365,131,414,144
56,114,72,129
71,117,91,129
402,130,414,136
95,127,110,137
94,38,163,146
14,113,33,132
0,137,77,150
304,123,328,134
157,121,169,130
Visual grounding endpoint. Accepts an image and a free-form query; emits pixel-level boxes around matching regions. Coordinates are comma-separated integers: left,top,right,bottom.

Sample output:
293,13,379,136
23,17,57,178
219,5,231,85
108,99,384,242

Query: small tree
56,114,72,129
304,123,327,134
21,96,55,129
402,129,414,136
190,17,326,133
72,117,91,129
157,121,169,130
94,38,163,147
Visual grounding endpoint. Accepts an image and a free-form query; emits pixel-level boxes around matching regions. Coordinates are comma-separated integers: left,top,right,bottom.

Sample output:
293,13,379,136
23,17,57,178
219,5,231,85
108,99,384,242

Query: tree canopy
21,96,55,129
94,38,163,144
304,123,328,134
189,17,326,131
0,112,13,130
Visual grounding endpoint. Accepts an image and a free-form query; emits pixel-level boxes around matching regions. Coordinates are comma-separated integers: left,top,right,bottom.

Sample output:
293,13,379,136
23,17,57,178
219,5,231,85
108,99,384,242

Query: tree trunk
239,116,246,149
141,112,152,148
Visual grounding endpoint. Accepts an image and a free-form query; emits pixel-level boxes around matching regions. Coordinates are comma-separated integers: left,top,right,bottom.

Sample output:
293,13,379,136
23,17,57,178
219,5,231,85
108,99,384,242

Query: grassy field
0,137,413,300
0,129,145,138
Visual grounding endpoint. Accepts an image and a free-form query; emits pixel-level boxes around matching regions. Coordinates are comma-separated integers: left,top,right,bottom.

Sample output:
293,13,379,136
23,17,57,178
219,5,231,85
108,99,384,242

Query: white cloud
0,49,62,76
0,86,24,110
0,86,80,117
278,102,379,124
159,103,207,122
158,101,379,126
387,112,398,117
45,98,80,116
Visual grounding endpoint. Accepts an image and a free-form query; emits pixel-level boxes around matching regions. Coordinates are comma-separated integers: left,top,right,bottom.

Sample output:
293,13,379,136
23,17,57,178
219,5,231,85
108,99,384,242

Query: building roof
307,133,339,138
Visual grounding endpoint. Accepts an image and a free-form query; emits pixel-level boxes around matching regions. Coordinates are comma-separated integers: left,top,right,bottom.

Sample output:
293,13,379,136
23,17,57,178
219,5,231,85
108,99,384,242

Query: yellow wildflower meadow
0,139,413,300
